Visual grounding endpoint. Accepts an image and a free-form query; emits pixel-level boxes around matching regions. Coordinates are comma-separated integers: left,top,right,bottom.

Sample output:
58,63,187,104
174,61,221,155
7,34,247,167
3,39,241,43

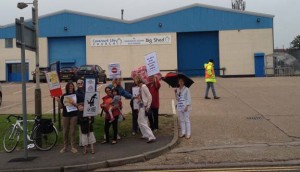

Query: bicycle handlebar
6,115,23,122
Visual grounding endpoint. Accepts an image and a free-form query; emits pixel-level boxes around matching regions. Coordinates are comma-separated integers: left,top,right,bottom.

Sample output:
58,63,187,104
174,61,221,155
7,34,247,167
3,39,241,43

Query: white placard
177,97,186,112
91,35,171,47
145,52,160,76
63,94,78,112
132,86,140,110
46,71,60,90
108,63,121,79
84,92,100,117
85,78,96,93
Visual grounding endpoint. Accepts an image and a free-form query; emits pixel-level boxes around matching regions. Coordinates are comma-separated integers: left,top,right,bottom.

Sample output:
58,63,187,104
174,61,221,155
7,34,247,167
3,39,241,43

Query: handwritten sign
108,63,121,79
63,94,78,112
145,52,160,77
84,92,100,117
46,71,62,97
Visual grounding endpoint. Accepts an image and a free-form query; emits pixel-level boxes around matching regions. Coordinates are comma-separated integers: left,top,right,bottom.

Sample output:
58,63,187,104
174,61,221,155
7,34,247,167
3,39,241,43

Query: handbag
145,108,153,117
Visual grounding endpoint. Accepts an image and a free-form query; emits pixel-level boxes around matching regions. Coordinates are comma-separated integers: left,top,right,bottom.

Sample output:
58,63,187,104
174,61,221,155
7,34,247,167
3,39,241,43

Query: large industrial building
0,3,274,82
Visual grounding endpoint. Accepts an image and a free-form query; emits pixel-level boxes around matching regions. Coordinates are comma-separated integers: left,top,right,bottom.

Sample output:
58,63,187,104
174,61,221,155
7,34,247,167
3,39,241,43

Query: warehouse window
5,38,13,48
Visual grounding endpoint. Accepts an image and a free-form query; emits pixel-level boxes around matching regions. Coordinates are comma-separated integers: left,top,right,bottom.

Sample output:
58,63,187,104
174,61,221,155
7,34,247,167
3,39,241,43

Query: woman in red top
100,87,122,144
146,76,161,132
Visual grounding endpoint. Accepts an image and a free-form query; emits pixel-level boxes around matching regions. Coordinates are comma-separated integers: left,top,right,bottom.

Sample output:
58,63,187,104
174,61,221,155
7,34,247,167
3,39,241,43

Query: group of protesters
55,59,219,155
55,75,161,155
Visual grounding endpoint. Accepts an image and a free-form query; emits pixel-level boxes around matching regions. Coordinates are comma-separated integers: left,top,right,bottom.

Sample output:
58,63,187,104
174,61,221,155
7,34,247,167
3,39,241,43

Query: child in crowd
108,88,123,123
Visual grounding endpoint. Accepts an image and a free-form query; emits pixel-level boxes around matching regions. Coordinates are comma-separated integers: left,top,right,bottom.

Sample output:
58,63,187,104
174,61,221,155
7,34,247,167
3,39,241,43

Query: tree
290,35,300,49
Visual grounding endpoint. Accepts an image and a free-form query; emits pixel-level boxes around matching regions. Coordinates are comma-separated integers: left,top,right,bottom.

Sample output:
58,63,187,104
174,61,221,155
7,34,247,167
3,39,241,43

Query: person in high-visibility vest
204,59,220,99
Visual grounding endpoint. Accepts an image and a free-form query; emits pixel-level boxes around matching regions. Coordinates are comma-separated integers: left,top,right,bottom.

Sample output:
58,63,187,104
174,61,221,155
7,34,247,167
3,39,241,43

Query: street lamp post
18,0,42,117
33,0,42,117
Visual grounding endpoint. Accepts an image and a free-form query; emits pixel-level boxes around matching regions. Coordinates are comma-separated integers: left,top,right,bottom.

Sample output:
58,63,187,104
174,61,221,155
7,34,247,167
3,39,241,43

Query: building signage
91,35,171,47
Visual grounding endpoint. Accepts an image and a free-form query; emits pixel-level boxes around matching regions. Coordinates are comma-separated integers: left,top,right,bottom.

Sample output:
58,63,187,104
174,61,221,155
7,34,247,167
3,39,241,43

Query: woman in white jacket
134,76,156,143
175,77,192,139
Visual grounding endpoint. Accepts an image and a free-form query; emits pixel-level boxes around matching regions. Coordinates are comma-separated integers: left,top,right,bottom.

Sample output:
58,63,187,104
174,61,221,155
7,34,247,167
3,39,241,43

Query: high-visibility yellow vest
204,62,216,83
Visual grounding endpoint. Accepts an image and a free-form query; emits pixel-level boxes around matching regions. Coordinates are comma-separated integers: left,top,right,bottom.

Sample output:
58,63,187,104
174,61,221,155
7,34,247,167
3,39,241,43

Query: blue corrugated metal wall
48,37,86,68
177,32,219,76
0,5,273,38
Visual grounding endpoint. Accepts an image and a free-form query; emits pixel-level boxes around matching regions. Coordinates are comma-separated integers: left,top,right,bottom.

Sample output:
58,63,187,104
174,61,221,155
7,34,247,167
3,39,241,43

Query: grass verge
0,113,173,152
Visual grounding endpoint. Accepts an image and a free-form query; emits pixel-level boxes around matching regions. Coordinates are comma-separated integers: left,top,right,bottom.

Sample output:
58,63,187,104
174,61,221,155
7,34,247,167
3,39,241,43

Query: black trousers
130,99,139,132
148,108,159,130
104,115,119,142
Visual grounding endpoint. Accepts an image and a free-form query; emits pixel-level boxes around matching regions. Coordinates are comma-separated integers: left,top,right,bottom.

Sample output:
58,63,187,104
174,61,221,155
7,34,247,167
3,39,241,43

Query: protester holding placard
56,82,79,153
147,76,161,132
175,78,192,139
134,76,156,143
76,79,96,154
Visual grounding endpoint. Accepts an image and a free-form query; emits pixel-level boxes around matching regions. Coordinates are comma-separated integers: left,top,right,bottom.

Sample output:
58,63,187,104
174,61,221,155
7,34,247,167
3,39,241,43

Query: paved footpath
0,135,173,171
100,77,300,171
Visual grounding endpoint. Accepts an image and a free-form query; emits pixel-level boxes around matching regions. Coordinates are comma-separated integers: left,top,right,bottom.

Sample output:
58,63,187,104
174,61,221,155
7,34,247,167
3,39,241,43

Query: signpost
16,18,36,51
15,17,36,160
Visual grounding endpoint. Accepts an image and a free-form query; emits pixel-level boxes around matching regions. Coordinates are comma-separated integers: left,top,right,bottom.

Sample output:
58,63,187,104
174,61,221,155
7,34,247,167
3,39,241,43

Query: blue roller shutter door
177,32,219,76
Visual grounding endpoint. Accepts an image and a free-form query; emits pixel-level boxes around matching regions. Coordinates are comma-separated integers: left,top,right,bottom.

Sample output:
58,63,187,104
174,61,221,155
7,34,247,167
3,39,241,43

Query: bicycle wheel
33,125,58,151
3,125,20,153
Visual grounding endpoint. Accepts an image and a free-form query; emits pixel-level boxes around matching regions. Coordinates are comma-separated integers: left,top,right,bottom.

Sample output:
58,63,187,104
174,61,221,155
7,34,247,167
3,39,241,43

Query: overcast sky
1,0,299,48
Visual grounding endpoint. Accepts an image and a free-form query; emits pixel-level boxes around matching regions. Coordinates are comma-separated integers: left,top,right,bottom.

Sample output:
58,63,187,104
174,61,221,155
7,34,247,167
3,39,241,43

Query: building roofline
130,3,274,23
0,3,274,29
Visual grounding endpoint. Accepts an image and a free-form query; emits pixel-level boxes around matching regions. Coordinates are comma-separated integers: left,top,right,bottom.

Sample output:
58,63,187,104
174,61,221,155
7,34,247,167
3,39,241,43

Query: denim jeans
205,82,217,97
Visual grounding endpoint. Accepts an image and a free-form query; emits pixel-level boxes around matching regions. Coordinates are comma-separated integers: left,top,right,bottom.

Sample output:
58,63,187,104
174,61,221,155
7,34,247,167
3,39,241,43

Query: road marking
97,84,105,91
150,166,300,172
45,107,58,114
172,99,176,114
0,103,21,110
13,86,35,94
26,86,35,91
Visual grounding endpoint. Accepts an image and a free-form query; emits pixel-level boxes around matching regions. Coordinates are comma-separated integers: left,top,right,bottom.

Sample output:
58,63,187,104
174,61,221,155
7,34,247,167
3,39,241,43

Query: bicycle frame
10,119,35,142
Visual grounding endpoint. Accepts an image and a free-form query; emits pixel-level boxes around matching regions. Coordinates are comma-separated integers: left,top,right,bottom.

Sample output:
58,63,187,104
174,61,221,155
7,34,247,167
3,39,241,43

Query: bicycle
3,114,58,153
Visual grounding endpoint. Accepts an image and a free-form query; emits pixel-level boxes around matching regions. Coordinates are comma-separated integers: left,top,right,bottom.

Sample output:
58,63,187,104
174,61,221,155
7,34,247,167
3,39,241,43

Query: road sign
16,18,36,52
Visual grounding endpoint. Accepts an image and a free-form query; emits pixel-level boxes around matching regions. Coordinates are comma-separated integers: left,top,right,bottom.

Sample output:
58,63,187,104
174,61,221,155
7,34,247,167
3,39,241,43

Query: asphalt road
100,77,300,171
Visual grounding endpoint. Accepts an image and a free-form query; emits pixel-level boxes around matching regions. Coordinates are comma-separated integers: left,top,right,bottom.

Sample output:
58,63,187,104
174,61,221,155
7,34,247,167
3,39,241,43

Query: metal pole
20,17,28,160
53,97,56,122
121,9,124,20
58,97,62,131
34,0,42,117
